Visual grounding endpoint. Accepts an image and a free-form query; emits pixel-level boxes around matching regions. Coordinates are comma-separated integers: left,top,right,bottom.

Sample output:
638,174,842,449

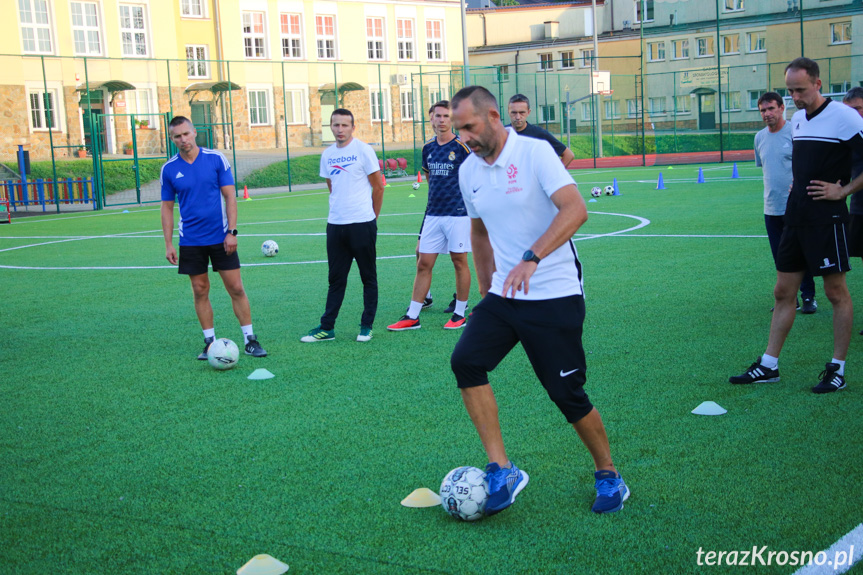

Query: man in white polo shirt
301,108,384,343
449,86,628,515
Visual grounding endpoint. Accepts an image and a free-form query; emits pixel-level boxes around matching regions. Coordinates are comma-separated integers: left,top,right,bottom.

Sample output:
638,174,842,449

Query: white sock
241,324,254,344
760,353,779,369
407,301,423,319
203,328,215,340
455,299,468,316
831,358,845,375
426,290,432,299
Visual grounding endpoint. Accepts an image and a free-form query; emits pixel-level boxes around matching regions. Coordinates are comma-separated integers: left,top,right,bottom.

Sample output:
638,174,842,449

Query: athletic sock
831,358,845,375
407,301,423,319
454,299,468,316
760,353,779,370
426,290,432,299
241,324,254,344
203,328,215,340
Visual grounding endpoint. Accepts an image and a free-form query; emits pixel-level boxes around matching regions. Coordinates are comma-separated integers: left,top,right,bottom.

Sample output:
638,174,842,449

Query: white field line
792,523,862,575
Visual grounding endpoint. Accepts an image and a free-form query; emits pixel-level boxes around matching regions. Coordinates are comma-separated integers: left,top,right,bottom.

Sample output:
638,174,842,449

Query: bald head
451,86,499,116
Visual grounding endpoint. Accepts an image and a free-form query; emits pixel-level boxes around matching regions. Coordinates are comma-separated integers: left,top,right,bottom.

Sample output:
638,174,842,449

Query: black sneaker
800,298,817,314
812,362,846,394
729,357,779,384
444,293,457,314
422,296,434,309
244,335,267,357
197,336,215,360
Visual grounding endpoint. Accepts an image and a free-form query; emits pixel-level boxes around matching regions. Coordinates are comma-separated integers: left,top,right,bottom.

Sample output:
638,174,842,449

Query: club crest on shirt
448,151,456,161
506,163,522,194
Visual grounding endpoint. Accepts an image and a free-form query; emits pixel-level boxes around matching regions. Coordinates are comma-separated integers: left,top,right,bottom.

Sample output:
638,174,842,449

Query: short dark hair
169,116,193,129
330,108,354,125
452,86,498,114
508,93,531,108
757,92,785,109
785,57,820,82
428,100,450,116
844,86,863,102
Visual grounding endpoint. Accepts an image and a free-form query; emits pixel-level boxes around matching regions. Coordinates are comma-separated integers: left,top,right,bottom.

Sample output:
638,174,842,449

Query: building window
696,37,714,57
370,90,388,122
773,87,788,99
675,95,691,114
748,90,765,110
186,45,209,79
248,89,270,125
830,22,851,45
400,91,414,120
722,91,741,111
748,31,765,52
119,4,148,56
19,0,53,54
426,20,443,61
280,14,302,59
580,49,593,68
181,0,204,18
397,19,414,60
721,34,739,55
561,51,574,69
316,15,336,59
627,99,642,117
672,39,689,59
580,102,591,121
284,89,305,124
497,64,510,83
71,2,101,55
635,0,654,23
539,53,553,71
648,97,666,115
830,81,850,94
647,42,665,62
242,12,266,59
605,99,620,119
132,88,153,123
366,17,385,61
723,0,744,12
540,104,555,123
28,89,58,130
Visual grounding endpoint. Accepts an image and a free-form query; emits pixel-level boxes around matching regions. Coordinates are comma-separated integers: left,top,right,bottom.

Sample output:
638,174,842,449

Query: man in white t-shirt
301,109,384,343
449,86,628,516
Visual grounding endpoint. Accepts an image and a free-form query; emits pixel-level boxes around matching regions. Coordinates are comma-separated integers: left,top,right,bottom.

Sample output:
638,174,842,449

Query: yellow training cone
401,488,441,508
237,554,289,575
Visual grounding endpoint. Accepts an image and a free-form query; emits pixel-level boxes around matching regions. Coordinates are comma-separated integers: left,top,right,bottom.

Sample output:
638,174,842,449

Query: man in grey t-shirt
754,92,816,313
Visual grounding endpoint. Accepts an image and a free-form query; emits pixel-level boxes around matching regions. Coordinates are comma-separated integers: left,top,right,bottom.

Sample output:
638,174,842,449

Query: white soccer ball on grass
412,182,421,190
207,338,239,370
440,466,490,521
261,240,279,257
591,186,602,198
604,185,615,196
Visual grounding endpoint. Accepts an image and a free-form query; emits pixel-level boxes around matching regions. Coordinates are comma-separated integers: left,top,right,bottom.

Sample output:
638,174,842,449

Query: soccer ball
440,466,489,521
412,182,421,190
604,185,615,196
590,186,602,198
261,240,279,257
207,338,239,370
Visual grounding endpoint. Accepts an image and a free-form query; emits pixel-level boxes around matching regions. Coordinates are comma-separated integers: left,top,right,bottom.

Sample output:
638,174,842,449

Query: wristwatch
227,228,238,236
522,249,540,264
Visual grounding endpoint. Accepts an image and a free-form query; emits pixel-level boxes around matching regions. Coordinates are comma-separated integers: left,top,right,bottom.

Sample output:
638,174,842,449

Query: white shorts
418,216,472,254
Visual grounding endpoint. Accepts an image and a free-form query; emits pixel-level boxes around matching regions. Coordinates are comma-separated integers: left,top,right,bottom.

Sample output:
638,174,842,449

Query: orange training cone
243,185,251,200
416,171,422,184
382,174,390,188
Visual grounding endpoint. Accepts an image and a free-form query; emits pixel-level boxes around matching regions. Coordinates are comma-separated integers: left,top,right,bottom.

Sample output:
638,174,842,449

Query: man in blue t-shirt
160,116,267,360
388,100,472,331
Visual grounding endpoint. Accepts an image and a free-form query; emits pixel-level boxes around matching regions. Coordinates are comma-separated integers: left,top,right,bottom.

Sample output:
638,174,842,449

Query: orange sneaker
443,313,466,330
387,315,421,331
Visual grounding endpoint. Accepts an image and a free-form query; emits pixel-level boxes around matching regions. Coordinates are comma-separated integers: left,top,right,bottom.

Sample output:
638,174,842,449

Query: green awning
318,82,365,106
76,80,137,93
690,87,716,95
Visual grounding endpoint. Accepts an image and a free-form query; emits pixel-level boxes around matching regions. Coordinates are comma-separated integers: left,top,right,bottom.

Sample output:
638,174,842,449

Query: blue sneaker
592,470,630,513
484,462,529,516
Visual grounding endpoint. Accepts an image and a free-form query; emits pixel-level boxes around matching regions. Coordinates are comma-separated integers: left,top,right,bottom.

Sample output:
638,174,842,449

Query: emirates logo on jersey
507,164,518,182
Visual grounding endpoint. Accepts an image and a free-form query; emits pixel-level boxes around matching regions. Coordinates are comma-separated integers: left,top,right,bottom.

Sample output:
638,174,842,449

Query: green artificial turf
2,163,862,574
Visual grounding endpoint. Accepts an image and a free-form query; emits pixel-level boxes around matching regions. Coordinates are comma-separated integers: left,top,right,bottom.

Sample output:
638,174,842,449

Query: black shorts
178,244,241,275
450,293,593,423
849,214,863,258
776,224,851,276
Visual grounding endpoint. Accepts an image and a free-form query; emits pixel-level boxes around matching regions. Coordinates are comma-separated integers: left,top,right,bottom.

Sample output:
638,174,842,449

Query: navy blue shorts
178,244,240,275
450,293,593,423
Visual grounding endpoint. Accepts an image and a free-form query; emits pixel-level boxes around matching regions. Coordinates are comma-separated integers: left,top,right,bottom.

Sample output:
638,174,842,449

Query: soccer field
2,163,862,574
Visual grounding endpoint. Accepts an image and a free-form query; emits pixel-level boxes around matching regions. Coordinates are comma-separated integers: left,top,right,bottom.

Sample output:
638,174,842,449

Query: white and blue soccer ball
207,338,239,370
604,185,615,196
590,186,602,198
440,466,489,521
261,240,279,257
412,182,421,190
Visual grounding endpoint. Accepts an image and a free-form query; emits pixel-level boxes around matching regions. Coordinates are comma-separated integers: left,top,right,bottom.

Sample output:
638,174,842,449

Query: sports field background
2,163,862,574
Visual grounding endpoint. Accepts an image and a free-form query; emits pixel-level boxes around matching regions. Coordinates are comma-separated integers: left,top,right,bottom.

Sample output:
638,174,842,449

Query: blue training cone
732,163,740,179
656,173,666,190
697,167,705,184
613,177,621,195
